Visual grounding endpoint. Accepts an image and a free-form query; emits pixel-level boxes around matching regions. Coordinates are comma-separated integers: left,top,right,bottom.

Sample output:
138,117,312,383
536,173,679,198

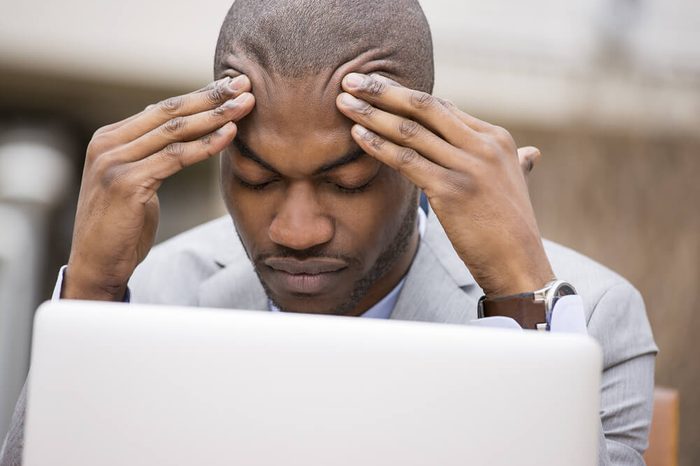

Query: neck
345,226,420,317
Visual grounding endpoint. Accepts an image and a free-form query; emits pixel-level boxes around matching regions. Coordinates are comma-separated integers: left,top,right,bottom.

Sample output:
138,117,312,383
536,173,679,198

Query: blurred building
1,0,698,463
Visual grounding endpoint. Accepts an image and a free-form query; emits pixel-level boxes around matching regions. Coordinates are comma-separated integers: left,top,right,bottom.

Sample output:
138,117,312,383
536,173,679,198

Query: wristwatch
477,279,577,330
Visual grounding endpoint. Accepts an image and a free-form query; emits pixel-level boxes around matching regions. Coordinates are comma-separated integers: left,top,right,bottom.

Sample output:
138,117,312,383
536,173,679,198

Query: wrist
484,272,555,298
63,261,128,301
480,253,555,298
479,279,577,331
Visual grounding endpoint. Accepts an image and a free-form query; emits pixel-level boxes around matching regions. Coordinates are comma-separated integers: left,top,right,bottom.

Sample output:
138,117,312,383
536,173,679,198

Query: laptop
23,300,602,466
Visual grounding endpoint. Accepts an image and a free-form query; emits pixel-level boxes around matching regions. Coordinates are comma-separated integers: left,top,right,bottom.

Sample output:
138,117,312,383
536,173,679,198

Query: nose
268,182,334,250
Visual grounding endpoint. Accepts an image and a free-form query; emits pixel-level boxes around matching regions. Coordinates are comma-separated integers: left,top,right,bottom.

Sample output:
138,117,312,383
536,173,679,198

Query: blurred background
0,0,698,463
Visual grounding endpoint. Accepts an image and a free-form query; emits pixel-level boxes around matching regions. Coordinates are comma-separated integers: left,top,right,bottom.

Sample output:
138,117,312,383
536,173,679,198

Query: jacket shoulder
128,216,244,304
543,239,656,357
543,239,631,306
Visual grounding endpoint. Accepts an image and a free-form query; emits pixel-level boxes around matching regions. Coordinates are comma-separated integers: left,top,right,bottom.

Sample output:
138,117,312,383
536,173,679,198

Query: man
0,0,657,465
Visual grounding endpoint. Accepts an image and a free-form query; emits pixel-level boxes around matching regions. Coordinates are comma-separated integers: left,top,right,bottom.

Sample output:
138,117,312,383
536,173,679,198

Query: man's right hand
62,75,255,301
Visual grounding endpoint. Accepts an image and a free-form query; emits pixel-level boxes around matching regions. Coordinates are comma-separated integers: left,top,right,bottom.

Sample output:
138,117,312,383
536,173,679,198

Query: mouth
263,257,349,295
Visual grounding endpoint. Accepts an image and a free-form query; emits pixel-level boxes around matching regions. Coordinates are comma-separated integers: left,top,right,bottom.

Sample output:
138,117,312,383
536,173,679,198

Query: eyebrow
232,138,366,175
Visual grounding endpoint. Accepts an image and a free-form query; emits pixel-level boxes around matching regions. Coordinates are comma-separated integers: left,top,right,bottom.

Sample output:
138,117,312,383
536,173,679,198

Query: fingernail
222,93,250,109
353,124,369,136
221,98,238,110
341,93,364,110
229,75,248,92
344,73,365,89
215,122,234,135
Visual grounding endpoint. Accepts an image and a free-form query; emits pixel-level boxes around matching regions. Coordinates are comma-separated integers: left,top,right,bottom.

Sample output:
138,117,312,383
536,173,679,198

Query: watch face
552,282,577,308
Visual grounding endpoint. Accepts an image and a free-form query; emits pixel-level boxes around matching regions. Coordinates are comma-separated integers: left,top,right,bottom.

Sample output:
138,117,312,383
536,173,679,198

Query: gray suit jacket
0,211,657,466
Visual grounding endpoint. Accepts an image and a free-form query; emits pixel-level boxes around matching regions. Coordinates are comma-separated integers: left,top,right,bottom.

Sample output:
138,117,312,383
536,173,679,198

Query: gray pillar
0,125,74,440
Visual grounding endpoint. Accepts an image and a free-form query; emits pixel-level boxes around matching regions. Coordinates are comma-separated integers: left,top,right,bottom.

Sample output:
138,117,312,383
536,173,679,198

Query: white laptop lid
24,300,602,466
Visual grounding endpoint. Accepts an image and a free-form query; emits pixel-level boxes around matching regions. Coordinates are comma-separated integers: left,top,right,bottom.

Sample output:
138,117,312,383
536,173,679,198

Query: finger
136,122,238,182
350,124,446,192
433,95,493,133
97,111,145,135
191,78,231,94
371,74,401,87
116,92,255,163
97,77,241,135
110,75,251,142
517,146,541,178
337,93,464,170
342,73,476,146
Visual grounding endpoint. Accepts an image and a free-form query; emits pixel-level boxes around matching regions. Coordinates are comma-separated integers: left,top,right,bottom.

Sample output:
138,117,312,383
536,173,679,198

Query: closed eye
333,180,373,194
235,176,276,191
331,171,379,194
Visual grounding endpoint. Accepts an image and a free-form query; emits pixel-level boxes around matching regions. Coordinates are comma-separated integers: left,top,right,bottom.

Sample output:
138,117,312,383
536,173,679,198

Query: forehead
234,64,355,172
249,74,348,132
220,53,403,174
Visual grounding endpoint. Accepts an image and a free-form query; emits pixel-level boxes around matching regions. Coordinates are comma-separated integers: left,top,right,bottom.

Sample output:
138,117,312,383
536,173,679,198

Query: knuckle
206,82,227,104
210,105,227,119
360,129,385,150
396,147,419,166
363,77,387,96
162,116,186,136
476,135,501,158
158,96,184,115
437,97,457,111
410,91,435,110
90,152,111,176
198,81,217,93
162,142,186,159
199,133,213,145
356,100,375,117
398,119,421,142
86,131,112,159
491,125,514,145
372,73,400,87
487,140,503,158
92,125,108,137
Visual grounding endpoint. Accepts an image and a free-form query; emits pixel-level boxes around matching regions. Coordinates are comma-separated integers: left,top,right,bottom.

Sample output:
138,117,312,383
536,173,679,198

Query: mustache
254,245,359,266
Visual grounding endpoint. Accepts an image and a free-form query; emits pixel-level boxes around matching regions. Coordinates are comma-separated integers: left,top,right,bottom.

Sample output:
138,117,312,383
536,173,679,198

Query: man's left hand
336,73,554,297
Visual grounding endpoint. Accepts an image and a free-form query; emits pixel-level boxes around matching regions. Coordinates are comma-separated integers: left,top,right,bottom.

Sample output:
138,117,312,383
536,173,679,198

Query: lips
263,257,348,275
263,257,348,294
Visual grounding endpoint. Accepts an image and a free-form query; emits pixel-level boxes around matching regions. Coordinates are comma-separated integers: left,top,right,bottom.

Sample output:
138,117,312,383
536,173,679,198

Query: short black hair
214,0,434,93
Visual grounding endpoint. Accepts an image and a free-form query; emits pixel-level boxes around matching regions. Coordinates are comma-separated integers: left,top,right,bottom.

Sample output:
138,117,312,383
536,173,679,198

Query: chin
256,265,363,315
269,292,357,316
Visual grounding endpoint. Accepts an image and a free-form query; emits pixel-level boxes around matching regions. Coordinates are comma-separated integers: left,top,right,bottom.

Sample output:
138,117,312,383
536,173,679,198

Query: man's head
213,0,434,315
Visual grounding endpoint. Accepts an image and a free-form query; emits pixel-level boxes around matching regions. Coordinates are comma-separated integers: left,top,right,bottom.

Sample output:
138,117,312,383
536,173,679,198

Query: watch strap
479,292,547,330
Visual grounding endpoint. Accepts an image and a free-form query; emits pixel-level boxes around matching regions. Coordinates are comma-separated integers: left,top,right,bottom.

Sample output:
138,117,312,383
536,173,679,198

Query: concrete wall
520,127,700,466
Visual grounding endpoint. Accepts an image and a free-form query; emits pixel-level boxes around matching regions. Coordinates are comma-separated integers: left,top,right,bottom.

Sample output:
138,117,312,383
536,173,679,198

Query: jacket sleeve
0,265,74,466
588,283,658,466
0,381,27,466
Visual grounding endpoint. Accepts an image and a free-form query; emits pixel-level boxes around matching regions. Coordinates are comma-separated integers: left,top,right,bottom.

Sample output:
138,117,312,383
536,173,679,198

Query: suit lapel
197,257,269,311
196,208,481,321
390,209,480,324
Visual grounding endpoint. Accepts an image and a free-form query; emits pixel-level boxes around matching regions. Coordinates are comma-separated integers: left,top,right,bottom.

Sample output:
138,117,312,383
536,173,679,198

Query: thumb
517,146,542,180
